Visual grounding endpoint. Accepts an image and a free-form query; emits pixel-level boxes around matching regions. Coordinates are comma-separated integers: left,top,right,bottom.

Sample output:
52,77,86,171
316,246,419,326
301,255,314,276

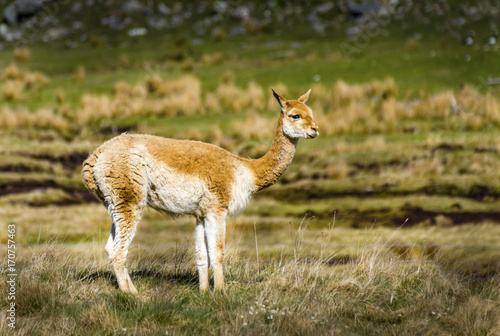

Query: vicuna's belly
146,165,211,217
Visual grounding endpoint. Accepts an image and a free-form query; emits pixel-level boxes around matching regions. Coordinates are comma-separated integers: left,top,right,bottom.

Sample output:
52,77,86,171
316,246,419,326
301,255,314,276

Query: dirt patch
265,182,500,202
0,180,97,205
298,205,500,228
430,143,465,154
394,205,500,226
0,164,44,173
30,152,89,171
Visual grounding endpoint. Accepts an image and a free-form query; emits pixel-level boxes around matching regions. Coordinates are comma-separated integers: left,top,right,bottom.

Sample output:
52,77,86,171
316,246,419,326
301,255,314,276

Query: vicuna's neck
247,113,298,193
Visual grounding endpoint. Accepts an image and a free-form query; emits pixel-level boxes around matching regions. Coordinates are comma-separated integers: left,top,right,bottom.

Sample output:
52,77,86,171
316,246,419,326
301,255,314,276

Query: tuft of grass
406,37,420,51
117,54,130,69
211,27,227,42
2,80,23,101
24,72,50,92
180,58,195,73
230,110,273,141
71,66,86,83
2,64,25,81
14,47,31,62
202,52,224,66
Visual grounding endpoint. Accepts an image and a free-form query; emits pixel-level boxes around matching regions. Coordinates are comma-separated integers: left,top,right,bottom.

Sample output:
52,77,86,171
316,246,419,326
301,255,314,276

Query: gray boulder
3,3,17,24
2,0,54,24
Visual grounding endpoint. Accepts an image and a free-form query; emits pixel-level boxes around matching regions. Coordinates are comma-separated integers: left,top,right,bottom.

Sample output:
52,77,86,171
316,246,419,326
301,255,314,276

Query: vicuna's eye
291,115,300,120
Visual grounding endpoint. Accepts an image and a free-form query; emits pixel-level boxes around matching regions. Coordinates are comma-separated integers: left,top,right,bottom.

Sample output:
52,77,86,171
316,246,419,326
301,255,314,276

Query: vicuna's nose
311,125,319,132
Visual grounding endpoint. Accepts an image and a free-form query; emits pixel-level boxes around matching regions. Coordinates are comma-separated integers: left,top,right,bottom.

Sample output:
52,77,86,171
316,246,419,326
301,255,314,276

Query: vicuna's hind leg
106,203,143,294
195,218,209,291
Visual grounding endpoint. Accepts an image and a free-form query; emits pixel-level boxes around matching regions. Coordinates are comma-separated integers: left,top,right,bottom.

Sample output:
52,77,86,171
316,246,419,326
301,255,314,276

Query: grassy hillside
0,0,499,334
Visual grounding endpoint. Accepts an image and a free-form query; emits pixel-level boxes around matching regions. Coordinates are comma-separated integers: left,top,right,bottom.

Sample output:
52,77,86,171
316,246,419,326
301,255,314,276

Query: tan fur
245,113,296,191
82,89,318,293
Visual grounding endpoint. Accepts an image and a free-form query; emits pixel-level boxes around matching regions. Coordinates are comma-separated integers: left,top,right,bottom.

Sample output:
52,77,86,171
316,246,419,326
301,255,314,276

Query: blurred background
0,0,499,273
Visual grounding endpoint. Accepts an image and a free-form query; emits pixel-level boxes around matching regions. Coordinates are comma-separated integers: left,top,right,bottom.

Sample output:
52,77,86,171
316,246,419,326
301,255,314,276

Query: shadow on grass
76,269,198,288
131,269,199,286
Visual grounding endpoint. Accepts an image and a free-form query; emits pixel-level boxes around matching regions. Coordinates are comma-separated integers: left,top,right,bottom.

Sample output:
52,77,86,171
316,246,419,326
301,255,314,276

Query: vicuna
82,89,318,293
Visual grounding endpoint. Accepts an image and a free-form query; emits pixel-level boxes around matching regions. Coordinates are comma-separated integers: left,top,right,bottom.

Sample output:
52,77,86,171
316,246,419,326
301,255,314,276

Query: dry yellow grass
204,92,221,113
1,80,23,101
118,54,130,68
406,37,420,51
14,47,31,62
362,136,387,152
77,94,113,125
325,158,350,179
55,89,65,105
24,71,50,91
144,76,161,93
180,58,195,72
216,82,247,111
202,52,224,66
1,73,499,137
72,66,86,82
0,65,51,101
0,107,20,128
2,64,24,81
0,106,69,130
1,67,50,102
231,110,273,140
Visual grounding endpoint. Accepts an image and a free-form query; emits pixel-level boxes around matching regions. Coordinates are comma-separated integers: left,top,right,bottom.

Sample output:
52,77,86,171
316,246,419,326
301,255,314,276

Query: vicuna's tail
82,148,104,202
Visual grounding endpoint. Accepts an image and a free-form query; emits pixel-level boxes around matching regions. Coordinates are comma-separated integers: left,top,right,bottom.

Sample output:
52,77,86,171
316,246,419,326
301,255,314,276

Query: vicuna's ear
272,88,287,110
298,89,311,103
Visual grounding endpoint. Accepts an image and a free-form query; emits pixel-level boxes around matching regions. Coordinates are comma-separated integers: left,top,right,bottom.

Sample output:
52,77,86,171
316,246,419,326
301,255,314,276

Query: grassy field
1,241,499,335
1,0,500,334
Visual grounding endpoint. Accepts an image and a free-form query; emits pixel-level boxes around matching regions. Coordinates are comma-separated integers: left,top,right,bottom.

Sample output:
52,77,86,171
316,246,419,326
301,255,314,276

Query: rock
146,15,167,30
15,0,46,17
339,1,385,18
229,25,246,37
314,2,334,15
72,21,84,30
3,3,18,24
3,0,54,25
65,40,79,49
121,0,143,15
214,1,228,14
0,23,22,40
101,15,131,30
231,5,250,20
127,27,147,37
190,38,204,46
157,3,170,15
71,2,82,13
43,27,70,41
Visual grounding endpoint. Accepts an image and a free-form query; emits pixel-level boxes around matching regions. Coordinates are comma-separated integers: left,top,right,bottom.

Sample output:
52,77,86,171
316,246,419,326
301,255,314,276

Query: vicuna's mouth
307,132,319,139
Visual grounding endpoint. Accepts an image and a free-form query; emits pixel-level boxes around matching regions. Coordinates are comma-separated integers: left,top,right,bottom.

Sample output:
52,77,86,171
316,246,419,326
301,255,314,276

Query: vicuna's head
272,89,319,139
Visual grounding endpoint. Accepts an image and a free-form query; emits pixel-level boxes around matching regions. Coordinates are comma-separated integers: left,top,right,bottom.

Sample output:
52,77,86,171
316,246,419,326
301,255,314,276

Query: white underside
145,157,211,219
143,150,254,218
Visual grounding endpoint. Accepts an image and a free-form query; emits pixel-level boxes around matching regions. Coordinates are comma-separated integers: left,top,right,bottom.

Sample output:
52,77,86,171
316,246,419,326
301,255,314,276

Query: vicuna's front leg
204,212,227,291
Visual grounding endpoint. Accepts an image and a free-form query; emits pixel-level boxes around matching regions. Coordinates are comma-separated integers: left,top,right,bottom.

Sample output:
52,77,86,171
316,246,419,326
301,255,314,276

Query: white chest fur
228,163,255,216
